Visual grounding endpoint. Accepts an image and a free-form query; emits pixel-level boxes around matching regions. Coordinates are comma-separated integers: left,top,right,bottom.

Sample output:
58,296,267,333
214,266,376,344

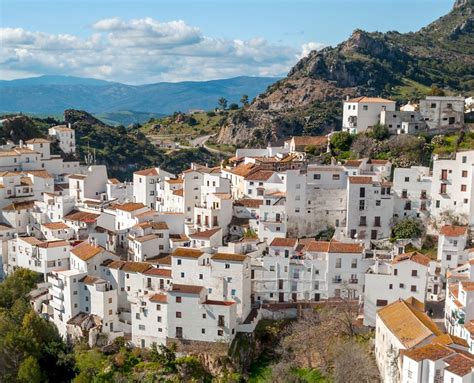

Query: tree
17,356,42,383
0,268,40,309
368,123,389,140
240,94,249,107
330,131,352,152
333,340,379,383
392,218,423,240
350,135,378,159
229,103,239,110
217,97,228,110
428,86,445,96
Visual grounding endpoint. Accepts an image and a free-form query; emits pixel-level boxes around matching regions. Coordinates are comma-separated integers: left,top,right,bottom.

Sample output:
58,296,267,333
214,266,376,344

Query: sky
1,0,454,84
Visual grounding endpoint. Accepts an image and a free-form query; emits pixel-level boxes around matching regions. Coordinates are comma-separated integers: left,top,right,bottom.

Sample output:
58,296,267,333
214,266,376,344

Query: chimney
346,95,350,101
19,140,24,148
68,123,71,129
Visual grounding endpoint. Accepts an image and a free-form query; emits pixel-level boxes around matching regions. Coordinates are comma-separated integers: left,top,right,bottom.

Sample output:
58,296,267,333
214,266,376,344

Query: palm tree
240,94,249,107
217,97,228,110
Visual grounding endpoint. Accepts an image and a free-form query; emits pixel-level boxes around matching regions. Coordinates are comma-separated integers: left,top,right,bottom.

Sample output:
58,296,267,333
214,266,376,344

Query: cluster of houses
0,96,473,381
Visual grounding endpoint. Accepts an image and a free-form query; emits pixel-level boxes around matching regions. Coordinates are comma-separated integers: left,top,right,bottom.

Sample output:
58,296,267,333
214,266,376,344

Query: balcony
332,278,342,284
217,318,225,327
50,285,64,300
49,299,64,312
349,278,358,284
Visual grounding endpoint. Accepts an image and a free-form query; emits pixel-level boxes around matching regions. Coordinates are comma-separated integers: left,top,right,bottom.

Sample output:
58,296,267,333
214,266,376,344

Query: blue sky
1,0,454,83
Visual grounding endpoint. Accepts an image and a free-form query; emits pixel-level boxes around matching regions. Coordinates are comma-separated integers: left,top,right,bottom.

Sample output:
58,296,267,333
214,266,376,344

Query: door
279,293,285,303
110,322,114,332
292,293,297,302
278,279,284,289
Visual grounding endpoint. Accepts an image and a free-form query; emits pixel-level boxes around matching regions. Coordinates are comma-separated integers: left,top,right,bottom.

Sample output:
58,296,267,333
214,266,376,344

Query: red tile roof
212,253,247,262
134,168,159,176
189,228,221,239
149,293,168,303
143,268,172,277
440,225,468,237
392,251,431,267
172,248,204,258
270,237,298,247
304,240,363,254
349,176,373,184
170,284,204,295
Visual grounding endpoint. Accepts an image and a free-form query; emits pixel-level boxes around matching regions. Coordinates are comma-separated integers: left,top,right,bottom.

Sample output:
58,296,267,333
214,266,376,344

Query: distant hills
0,75,278,125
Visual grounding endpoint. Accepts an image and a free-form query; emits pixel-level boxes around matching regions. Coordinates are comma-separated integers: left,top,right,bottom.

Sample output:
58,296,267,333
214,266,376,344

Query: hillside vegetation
217,0,474,146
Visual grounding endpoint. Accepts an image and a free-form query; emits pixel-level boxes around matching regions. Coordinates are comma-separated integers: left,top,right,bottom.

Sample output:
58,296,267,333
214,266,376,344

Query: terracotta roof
368,159,390,165
165,178,183,184
432,334,469,348
64,210,100,223
106,260,126,270
444,354,474,377
143,268,172,277
147,254,172,265
212,253,247,262
50,125,73,132
151,222,169,230
149,293,168,303
71,242,103,261
270,237,298,247
42,222,70,230
189,228,221,239
80,275,100,285
213,192,232,200
26,170,52,179
26,138,50,144
346,96,395,103
234,199,262,208
69,174,87,180
377,298,442,349
245,170,275,181
226,163,255,177
204,300,235,306
290,136,327,147
37,240,69,248
2,200,36,211
170,284,204,295
131,234,159,243
121,262,152,273
18,236,43,245
172,248,204,258
344,160,363,167
392,251,431,267
464,321,474,336
440,225,468,237
349,176,373,184
304,240,363,254
134,168,158,176
108,178,120,184
403,343,454,362
20,177,33,186
172,189,184,197
115,202,146,212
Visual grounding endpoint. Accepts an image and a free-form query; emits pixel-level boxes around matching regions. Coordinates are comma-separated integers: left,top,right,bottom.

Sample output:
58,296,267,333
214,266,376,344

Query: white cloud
299,41,325,59
0,18,325,84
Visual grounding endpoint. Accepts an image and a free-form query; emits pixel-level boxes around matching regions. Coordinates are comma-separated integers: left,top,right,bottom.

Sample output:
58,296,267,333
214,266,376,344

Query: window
404,177,410,182
176,312,182,318
156,304,161,311
376,300,388,307
176,327,183,338
363,105,368,111
374,216,381,227
269,265,275,272
412,270,418,277
136,313,140,319
335,258,342,268
441,169,448,180
461,185,467,192
359,188,365,198
389,284,393,290
375,200,381,206
177,259,181,265
359,216,366,226
359,200,365,211
399,283,405,288
447,254,452,261
202,313,206,319
225,264,230,269
218,330,224,336
176,296,182,303
201,329,206,334
430,103,436,108
108,298,112,303
394,269,398,276
411,285,417,292
462,156,467,163
199,274,203,280
462,170,468,177
314,174,321,180
180,272,185,278
157,316,162,322
440,183,447,194
436,200,440,208
332,174,340,181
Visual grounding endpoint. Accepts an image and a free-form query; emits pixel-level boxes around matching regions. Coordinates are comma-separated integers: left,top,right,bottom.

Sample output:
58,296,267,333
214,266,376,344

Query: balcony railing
349,279,358,284
332,278,342,284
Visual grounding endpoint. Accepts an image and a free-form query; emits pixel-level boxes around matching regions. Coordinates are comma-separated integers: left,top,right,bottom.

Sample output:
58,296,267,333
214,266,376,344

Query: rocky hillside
218,0,474,146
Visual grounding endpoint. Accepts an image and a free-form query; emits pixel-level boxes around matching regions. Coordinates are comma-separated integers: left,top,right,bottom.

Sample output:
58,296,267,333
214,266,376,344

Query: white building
133,167,175,210
48,125,76,154
392,167,431,220
431,151,474,226
419,96,465,130
342,96,396,134
437,225,469,272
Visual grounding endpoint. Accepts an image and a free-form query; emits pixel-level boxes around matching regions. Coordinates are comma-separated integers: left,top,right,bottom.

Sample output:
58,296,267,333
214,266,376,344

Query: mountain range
217,0,474,146
0,75,277,125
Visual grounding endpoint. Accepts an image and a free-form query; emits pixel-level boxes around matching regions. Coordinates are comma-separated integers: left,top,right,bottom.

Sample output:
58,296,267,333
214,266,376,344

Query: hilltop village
1,94,474,382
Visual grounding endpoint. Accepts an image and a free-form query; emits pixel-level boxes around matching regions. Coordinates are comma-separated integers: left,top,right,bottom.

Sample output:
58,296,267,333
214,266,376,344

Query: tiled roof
18,236,43,245
440,225,468,237
170,284,204,295
377,298,442,349
304,240,363,254
121,262,152,273
37,240,69,248
234,199,262,208
2,200,36,211
444,354,474,377
71,242,103,261
244,170,275,181
213,192,232,200
26,138,50,144
131,234,159,243
368,159,390,165
344,160,363,167
226,163,255,177
69,174,87,180
403,343,453,362
290,136,327,147
115,202,146,212
27,170,53,179
346,96,395,103
392,251,431,267
143,268,172,277
42,222,70,230
348,176,373,184
151,222,169,230
80,275,100,285
134,168,158,176
108,178,120,184
270,237,298,247
165,178,183,184
64,210,99,223
172,248,204,258
189,228,221,239
147,254,172,265
212,253,247,262
149,293,168,303
460,281,474,292
432,334,469,348
172,189,184,197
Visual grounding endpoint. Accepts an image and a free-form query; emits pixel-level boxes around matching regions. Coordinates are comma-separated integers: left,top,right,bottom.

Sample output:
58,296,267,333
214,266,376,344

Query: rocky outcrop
217,0,473,147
